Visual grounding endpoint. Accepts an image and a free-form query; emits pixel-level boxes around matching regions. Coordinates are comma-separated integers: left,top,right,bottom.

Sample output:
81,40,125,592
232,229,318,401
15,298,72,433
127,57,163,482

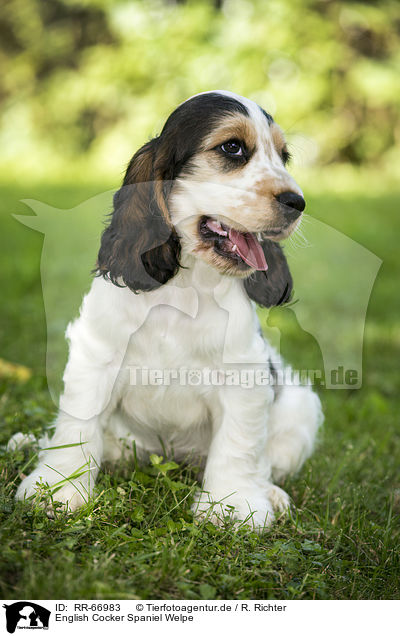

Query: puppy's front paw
46,483,88,512
267,484,291,515
191,491,227,527
16,466,90,513
192,491,275,532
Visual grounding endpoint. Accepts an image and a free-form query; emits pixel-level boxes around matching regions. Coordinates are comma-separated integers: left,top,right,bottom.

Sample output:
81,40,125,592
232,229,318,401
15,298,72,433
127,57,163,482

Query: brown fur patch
124,140,155,184
270,123,287,156
97,137,181,291
201,113,257,154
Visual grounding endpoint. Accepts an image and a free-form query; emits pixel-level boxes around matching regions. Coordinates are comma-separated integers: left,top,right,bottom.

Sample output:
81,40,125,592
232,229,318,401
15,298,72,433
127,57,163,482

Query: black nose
275,191,305,220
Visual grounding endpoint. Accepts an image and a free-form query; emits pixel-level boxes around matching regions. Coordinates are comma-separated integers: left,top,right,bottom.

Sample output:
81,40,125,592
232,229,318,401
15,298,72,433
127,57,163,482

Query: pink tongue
229,229,268,271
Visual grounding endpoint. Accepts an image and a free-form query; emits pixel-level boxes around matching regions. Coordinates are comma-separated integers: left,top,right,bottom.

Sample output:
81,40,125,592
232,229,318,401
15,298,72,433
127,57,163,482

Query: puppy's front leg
193,384,290,530
16,414,103,512
16,309,125,511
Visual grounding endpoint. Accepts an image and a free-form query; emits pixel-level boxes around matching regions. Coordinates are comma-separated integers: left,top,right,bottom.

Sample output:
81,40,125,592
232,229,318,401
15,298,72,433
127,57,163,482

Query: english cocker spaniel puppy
16,91,323,529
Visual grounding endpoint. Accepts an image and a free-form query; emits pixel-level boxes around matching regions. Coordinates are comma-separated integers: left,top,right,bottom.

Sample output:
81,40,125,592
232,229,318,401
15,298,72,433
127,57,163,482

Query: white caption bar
1,599,398,635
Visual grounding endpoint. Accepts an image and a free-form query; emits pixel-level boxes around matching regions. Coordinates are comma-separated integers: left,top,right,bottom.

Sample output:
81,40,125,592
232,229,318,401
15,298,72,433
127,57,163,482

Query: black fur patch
97,182,181,292
259,106,274,125
244,240,293,307
268,359,282,400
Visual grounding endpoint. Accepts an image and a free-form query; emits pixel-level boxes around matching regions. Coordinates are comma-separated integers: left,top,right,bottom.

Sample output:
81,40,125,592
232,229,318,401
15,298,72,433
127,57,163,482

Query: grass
0,177,399,600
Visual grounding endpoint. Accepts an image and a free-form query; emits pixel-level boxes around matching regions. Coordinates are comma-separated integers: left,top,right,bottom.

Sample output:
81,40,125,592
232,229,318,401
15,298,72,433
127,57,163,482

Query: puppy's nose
275,191,305,220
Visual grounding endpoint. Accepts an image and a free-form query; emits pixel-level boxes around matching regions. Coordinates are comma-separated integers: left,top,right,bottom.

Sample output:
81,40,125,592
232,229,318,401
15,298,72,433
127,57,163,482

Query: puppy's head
97,91,303,305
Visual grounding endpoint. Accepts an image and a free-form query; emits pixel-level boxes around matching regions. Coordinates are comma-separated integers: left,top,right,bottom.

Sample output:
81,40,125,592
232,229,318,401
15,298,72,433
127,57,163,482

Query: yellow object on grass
0,358,32,382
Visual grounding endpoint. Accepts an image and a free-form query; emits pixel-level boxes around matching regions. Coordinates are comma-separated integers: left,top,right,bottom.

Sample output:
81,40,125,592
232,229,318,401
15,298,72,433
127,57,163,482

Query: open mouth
198,216,268,271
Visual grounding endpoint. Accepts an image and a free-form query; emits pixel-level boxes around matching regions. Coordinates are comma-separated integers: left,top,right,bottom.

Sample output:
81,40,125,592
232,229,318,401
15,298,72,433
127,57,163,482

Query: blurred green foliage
1,0,399,179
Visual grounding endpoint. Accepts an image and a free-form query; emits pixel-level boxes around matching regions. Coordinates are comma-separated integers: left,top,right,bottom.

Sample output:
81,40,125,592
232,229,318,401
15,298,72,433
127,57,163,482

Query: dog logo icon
3,602,50,633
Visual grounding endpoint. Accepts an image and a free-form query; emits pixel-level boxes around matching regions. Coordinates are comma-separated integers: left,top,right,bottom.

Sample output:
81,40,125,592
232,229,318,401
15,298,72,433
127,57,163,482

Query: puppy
16,91,323,529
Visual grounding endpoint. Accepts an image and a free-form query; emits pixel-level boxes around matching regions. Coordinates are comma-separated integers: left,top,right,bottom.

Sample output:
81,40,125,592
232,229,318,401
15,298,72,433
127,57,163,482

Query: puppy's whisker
299,213,314,226
293,224,310,248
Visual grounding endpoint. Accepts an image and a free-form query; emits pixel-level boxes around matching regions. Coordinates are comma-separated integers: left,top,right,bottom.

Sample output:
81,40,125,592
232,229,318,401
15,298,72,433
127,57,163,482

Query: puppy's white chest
129,295,231,363
117,303,223,436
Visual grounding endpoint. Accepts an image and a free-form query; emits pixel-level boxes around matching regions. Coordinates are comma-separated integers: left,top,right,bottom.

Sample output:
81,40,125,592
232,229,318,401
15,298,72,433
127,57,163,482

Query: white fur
16,92,323,530
16,263,322,528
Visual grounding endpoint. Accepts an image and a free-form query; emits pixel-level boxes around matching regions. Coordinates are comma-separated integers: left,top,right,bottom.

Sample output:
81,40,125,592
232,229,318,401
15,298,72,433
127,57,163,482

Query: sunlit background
1,0,400,380
2,0,400,379
1,0,399,183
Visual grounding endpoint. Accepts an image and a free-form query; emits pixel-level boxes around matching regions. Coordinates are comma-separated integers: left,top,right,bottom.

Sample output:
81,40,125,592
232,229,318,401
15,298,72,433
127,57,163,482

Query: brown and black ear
97,138,181,292
244,240,293,307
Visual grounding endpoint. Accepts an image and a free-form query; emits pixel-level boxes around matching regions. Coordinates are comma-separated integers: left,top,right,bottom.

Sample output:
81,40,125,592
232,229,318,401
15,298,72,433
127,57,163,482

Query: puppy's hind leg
266,383,323,483
102,409,142,463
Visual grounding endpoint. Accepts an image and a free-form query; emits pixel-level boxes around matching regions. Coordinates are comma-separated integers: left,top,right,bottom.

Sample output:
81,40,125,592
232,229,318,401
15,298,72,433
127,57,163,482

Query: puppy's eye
220,140,244,157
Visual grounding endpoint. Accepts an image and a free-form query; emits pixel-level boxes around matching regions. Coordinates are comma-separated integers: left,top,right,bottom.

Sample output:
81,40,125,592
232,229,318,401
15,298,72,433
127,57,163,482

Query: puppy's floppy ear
244,240,293,307
97,138,181,292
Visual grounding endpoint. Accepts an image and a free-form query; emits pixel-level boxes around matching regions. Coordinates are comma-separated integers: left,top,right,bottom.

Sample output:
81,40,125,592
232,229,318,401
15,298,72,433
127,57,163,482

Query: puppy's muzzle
275,191,306,222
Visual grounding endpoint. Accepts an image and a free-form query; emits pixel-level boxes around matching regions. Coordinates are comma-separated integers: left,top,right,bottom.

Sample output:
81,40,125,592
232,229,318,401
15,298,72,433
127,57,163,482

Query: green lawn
0,178,399,599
